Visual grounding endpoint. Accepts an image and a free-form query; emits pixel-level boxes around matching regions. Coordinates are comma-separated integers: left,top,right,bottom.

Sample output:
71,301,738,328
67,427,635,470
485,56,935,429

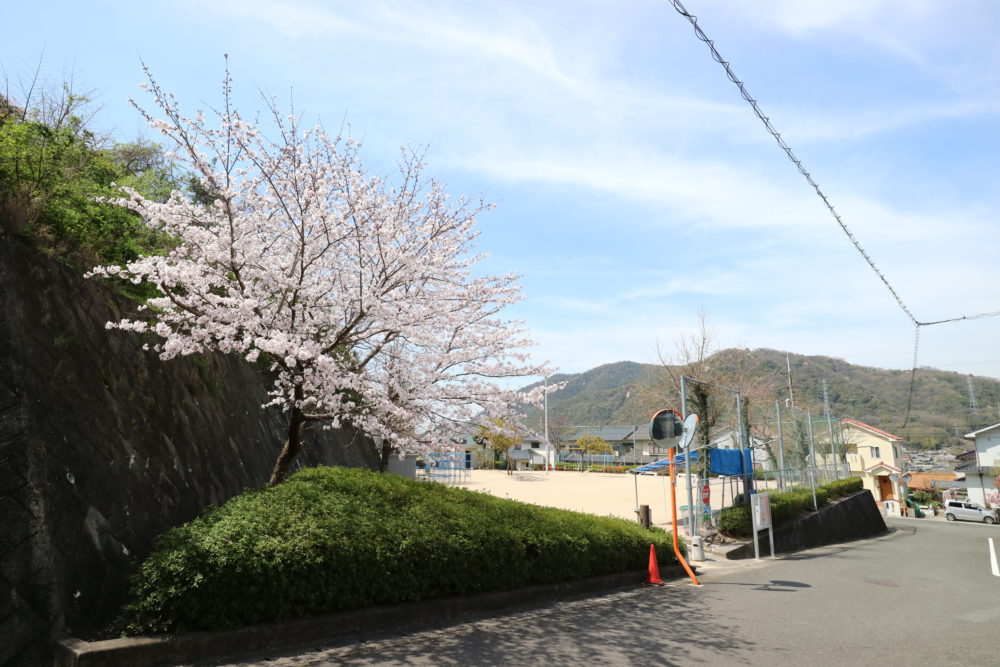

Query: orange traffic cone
644,544,665,586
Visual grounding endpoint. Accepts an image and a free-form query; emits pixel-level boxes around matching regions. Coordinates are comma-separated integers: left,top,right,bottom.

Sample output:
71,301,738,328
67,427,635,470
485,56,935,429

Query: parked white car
944,500,997,524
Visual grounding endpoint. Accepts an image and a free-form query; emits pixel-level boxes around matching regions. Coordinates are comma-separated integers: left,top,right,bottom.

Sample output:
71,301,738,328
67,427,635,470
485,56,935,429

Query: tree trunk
378,439,393,472
693,388,711,480
268,403,305,486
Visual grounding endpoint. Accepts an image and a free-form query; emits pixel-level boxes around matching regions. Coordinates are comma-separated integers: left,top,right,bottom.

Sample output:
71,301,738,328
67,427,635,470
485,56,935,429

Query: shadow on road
708,579,811,593
223,584,759,665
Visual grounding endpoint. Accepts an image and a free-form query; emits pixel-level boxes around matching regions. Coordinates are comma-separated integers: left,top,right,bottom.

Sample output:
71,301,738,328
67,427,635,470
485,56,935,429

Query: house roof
863,461,902,474
963,422,1000,439
509,447,550,461
567,426,642,443
842,418,903,442
905,472,957,489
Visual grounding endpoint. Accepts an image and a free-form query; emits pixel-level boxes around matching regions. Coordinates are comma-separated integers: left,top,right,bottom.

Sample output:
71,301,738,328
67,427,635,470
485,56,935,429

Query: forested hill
520,350,1000,450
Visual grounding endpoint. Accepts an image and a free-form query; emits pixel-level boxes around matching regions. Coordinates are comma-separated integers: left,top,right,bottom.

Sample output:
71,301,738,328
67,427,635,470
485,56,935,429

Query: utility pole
786,355,795,409
679,376,696,538
806,410,817,510
775,401,786,491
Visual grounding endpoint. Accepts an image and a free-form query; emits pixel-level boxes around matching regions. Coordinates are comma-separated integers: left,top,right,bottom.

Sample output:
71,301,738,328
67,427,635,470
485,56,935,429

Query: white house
709,429,773,470
961,423,1000,509
507,436,557,471
557,426,670,465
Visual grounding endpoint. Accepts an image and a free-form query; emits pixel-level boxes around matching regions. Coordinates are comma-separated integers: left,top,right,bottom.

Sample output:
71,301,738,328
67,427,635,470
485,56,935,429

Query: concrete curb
54,566,687,666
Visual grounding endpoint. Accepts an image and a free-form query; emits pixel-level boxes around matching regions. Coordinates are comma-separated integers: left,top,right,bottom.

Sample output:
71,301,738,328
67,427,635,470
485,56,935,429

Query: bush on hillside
118,466,677,635
1,85,181,294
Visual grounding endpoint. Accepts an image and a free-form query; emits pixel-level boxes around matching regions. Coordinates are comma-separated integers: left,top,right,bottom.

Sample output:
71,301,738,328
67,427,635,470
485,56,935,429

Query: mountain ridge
521,349,1000,450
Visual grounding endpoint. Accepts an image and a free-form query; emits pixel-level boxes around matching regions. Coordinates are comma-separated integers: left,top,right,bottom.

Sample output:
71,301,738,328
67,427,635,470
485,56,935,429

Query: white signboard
751,493,772,529
750,492,775,560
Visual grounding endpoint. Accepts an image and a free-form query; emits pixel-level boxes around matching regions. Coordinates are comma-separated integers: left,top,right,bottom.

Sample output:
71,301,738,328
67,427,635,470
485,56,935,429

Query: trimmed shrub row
118,466,677,635
823,476,863,499
718,476,864,538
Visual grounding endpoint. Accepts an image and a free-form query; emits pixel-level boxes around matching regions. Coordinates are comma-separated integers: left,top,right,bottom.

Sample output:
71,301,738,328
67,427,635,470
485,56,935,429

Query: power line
667,0,1000,421
667,1,1000,330
667,0,919,326
918,309,1000,326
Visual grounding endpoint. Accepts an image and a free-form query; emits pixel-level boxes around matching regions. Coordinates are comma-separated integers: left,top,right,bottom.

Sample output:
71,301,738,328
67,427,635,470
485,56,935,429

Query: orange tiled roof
906,472,957,489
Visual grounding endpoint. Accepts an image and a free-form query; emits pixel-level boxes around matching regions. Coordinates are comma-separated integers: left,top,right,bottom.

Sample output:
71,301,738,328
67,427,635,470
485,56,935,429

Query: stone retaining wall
0,233,379,666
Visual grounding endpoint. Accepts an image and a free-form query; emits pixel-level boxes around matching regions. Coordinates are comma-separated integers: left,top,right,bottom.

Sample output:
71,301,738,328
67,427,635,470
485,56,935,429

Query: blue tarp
708,448,753,477
628,451,700,474
629,448,754,477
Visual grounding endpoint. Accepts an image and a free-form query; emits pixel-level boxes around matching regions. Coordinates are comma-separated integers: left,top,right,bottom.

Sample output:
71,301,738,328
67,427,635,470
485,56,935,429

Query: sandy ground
451,469,774,531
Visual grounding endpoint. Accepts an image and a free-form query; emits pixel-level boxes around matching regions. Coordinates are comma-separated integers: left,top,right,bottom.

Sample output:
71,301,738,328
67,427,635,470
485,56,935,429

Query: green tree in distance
575,433,611,471
477,417,523,474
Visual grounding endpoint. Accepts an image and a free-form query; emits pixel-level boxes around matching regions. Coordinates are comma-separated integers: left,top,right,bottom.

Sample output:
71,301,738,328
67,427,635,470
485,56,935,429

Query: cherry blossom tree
88,64,551,485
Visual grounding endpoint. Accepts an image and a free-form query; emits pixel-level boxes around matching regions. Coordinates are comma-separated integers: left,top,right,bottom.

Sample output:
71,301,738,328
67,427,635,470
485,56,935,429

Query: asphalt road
219,518,1000,666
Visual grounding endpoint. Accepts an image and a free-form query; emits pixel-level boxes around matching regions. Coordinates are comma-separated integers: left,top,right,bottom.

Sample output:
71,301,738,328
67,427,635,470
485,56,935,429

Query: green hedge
823,477,863,499
717,477,863,538
118,466,677,635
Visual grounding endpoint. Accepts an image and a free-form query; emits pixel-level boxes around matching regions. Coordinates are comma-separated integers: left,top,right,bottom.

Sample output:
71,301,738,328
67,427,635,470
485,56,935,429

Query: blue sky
5,1,1000,379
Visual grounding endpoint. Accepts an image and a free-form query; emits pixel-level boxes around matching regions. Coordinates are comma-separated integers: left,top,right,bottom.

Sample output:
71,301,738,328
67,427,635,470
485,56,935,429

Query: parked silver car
944,500,997,524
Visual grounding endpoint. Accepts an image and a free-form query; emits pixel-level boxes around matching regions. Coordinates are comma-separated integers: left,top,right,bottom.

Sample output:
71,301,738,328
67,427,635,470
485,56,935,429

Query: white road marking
990,538,1000,578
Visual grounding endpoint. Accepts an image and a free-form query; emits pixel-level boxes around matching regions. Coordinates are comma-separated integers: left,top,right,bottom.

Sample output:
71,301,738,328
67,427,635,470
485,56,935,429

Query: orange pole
670,447,700,586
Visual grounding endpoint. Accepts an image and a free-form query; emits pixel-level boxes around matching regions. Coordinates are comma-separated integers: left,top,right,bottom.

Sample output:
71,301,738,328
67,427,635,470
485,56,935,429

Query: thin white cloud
777,98,1000,144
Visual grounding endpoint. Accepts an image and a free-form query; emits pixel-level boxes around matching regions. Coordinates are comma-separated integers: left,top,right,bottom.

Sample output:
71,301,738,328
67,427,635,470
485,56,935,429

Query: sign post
701,483,711,519
750,492,775,560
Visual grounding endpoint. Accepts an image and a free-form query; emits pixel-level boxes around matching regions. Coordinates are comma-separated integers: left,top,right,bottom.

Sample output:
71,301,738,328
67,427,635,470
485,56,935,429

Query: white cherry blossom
88,64,552,484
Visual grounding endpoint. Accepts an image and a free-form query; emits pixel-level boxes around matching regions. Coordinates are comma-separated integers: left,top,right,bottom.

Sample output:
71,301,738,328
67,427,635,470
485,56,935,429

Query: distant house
557,425,672,465
709,429,772,470
841,418,906,504
507,435,557,471
438,433,491,469
961,423,1000,509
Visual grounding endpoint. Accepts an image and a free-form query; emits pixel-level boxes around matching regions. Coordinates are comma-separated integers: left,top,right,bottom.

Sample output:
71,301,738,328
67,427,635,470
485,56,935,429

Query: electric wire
667,0,918,326
668,0,1000,328
667,0,1000,424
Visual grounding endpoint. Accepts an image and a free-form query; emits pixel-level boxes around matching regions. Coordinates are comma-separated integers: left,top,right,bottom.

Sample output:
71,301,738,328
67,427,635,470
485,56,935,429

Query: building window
871,446,881,458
